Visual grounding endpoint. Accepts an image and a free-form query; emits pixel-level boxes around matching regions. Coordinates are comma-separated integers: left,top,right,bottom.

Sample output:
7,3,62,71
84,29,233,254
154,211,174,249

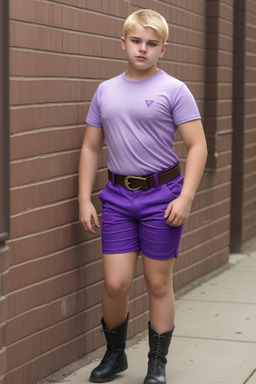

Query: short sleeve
86,87,103,127
172,84,201,126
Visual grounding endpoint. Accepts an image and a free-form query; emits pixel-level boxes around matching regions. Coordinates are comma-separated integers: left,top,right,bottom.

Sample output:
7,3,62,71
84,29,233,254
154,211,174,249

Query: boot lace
101,329,116,364
148,334,166,375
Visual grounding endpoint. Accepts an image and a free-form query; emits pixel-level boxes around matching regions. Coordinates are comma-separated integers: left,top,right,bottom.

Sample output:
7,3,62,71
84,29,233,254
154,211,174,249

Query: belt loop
153,173,160,188
112,172,116,185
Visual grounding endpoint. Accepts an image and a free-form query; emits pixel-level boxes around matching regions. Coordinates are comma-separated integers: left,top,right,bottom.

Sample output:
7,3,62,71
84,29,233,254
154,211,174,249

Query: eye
148,42,157,47
132,39,140,44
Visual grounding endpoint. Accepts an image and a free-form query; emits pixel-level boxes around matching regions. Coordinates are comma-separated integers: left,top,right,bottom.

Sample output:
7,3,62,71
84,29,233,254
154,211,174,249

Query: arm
164,119,208,226
78,124,105,233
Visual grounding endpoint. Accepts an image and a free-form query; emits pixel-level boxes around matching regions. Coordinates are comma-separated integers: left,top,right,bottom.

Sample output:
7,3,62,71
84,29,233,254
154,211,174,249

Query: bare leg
143,255,175,334
102,251,139,329
90,251,139,382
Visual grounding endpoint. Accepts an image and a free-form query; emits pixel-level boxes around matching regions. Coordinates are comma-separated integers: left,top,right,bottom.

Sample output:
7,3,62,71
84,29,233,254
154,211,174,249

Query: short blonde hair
123,9,169,44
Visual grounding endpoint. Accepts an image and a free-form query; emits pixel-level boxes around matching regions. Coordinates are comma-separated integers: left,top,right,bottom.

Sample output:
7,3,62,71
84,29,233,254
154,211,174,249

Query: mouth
136,56,147,61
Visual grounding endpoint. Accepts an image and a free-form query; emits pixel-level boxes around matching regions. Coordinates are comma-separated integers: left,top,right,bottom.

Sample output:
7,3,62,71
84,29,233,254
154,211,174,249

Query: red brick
4,367,22,384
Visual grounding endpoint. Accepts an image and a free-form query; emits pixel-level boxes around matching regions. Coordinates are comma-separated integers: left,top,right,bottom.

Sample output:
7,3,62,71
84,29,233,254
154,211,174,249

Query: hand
164,195,192,227
79,200,100,234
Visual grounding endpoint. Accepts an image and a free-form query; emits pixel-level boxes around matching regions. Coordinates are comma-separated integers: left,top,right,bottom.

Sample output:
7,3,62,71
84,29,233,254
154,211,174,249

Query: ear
121,37,126,51
159,43,168,58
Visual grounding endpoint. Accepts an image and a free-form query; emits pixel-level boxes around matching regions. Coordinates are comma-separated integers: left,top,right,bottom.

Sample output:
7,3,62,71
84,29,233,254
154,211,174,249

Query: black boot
90,313,129,383
144,322,174,384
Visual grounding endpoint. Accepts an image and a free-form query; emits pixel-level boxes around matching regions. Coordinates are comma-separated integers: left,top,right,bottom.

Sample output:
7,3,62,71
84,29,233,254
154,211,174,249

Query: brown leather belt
108,163,181,191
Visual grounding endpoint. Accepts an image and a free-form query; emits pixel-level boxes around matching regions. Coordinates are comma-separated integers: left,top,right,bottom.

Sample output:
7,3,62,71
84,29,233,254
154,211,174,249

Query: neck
125,66,160,81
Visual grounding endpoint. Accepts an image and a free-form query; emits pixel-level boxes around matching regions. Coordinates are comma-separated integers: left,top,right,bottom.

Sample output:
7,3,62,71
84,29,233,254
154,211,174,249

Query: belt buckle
124,176,147,191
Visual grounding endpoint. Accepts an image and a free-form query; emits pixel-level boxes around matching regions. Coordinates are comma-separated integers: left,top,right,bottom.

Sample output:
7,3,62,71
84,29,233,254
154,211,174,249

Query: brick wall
4,0,255,383
231,0,256,250
0,246,9,384
243,0,256,243
0,1,9,383
173,0,234,290
7,1,135,382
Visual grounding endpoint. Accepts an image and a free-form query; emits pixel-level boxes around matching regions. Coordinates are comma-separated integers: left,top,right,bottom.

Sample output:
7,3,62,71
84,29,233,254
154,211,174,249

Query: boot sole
90,361,128,383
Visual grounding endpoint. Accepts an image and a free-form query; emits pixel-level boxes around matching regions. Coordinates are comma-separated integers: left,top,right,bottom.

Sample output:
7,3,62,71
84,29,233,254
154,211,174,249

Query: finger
167,219,179,227
171,219,181,227
164,203,173,219
168,216,186,227
166,211,181,226
166,216,177,226
81,218,97,234
165,209,176,224
92,212,100,228
87,223,97,234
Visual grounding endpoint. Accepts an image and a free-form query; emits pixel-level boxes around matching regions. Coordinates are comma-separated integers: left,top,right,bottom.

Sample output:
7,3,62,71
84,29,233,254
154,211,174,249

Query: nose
139,42,147,52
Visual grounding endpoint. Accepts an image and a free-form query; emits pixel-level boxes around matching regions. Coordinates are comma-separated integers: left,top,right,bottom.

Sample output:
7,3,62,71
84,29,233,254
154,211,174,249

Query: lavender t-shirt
86,70,201,175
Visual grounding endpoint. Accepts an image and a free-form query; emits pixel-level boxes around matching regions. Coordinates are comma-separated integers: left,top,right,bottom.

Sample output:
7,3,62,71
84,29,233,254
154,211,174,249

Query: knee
104,278,131,299
145,274,171,299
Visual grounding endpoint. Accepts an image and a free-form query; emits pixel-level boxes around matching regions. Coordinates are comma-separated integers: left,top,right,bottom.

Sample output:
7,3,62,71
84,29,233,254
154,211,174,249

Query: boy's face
121,23,168,75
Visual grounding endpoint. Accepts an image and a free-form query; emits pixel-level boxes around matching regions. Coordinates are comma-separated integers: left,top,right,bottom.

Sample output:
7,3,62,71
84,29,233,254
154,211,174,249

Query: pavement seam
178,299,256,305
173,335,256,344
243,368,256,383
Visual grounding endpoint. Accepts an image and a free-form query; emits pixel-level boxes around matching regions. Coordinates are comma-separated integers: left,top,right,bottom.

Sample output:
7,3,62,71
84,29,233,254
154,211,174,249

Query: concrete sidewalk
40,242,256,384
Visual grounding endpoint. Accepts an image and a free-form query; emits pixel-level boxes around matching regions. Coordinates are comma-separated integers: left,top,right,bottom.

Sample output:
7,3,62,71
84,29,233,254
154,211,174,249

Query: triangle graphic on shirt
145,100,154,107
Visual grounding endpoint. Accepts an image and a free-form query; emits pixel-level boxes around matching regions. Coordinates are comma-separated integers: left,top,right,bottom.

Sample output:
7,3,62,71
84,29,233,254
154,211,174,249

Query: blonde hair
123,9,169,44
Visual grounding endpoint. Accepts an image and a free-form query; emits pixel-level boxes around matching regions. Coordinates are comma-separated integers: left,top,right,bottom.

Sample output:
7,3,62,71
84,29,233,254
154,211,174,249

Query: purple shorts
99,174,184,261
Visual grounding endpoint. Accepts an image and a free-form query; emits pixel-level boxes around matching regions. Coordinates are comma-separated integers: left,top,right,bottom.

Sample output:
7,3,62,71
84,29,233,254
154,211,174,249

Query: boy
79,9,207,384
